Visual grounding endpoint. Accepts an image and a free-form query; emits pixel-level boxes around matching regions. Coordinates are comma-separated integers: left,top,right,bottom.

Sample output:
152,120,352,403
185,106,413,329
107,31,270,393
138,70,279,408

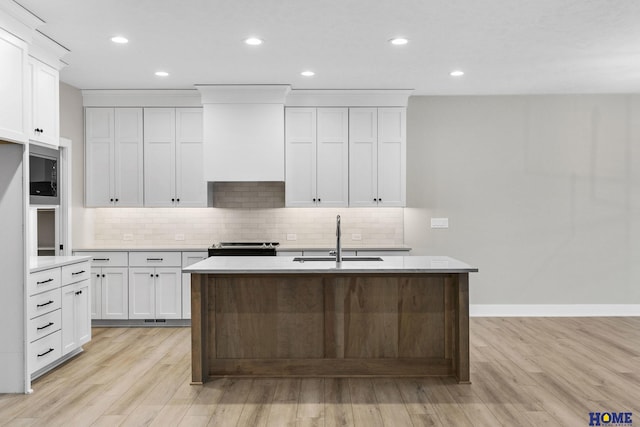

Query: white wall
405,95,640,305
59,82,93,248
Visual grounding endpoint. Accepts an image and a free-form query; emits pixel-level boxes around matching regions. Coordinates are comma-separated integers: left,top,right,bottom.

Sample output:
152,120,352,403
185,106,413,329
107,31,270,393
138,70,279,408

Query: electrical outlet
431,218,449,229
123,233,133,241
286,233,297,241
351,233,362,241
174,233,185,241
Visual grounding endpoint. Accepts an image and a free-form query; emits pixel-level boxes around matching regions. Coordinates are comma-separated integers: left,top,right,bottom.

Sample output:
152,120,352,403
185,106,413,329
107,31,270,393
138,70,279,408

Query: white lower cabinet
129,267,181,319
28,259,91,376
61,279,91,355
181,252,208,319
75,252,129,320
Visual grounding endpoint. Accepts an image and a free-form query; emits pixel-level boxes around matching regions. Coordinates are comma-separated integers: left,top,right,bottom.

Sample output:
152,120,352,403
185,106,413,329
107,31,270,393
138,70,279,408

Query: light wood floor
1,317,639,426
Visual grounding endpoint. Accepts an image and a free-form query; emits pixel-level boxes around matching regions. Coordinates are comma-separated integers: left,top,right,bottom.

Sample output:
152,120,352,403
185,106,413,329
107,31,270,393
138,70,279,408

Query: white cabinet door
75,280,91,346
285,108,317,207
144,108,176,207
175,108,205,207
61,284,77,355
349,108,378,207
29,58,59,146
91,269,102,319
114,108,143,206
0,28,28,143
155,268,181,319
181,252,208,319
102,267,128,320
377,108,406,206
85,108,114,207
316,108,348,207
129,268,155,319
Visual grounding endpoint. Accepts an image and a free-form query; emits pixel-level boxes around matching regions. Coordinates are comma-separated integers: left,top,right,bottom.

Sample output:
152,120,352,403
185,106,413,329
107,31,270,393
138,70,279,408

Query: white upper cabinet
85,108,143,207
175,108,205,207
144,108,176,207
285,108,348,207
316,108,349,207
349,108,406,207
376,108,406,206
0,28,28,143
144,108,205,207
285,108,317,207
29,57,59,146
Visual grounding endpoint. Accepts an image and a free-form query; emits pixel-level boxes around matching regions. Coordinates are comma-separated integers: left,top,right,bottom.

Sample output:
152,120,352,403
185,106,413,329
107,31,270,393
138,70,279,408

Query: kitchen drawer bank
29,256,92,380
73,249,207,326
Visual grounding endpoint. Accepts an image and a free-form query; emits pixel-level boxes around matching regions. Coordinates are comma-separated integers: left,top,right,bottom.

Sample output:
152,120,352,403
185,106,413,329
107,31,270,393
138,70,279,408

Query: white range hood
196,85,291,182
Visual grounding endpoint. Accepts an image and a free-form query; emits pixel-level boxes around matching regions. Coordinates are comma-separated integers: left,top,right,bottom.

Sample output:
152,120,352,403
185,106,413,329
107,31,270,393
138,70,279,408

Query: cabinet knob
312,198,316,202
156,274,159,277
102,274,106,278
115,198,119,202
171,198,175,202
110,198,114,202
318,198,321,202
150,274,154,277
379,198,382,202
176,198,180,202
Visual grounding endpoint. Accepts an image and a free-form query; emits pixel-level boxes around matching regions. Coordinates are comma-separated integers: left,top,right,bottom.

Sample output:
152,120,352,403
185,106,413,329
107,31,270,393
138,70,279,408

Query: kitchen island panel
192,270,471,382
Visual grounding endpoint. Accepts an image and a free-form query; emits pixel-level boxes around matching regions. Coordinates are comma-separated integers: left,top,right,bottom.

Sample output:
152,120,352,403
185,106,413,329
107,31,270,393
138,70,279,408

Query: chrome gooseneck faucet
335,215,342,263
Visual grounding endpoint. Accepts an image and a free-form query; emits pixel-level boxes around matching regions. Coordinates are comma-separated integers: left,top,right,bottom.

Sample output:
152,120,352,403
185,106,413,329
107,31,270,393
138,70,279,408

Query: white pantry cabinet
285,108,349,207
85,108,144,207
144,108,205,207
349,108,406,207
28,57,59,146
0,28,29,143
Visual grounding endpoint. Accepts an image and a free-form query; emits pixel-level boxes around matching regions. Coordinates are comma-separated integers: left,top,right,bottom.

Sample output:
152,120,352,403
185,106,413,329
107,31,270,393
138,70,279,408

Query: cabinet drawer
29,268,61,296
29,330,62,374
28,287,62,319
28,309,62,343
75,251,128,267
129,252,181,267
61,261,91,285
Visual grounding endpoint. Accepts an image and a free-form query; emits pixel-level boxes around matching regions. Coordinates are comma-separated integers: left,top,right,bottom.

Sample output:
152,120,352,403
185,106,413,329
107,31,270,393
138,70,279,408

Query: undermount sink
293,256,383,262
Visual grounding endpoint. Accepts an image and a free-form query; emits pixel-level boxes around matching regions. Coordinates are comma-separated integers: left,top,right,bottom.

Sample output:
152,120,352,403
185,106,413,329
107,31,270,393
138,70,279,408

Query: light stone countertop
30,256,93,273
183,255,478,275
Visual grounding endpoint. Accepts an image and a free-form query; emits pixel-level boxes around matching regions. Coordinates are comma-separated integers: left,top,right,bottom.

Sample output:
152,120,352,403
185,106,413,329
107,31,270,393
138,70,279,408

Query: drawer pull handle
37,300,54,308
37,348,54,357
37,322,54,331
94,258,110,261
37,278,54,285
71,270,86,275
147,258,163,261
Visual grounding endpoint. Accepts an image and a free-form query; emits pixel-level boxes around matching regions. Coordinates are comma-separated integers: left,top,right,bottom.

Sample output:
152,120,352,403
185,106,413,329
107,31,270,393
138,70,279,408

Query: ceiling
16,0,640,95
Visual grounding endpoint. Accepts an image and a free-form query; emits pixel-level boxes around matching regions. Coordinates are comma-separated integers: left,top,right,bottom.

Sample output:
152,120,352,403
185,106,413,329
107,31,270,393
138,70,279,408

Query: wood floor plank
324,378,354,427
348,378,384,427
0,318,638,427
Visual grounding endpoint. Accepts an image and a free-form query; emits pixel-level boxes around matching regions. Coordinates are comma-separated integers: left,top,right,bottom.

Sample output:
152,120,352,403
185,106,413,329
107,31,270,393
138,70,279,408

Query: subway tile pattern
90,206,403,249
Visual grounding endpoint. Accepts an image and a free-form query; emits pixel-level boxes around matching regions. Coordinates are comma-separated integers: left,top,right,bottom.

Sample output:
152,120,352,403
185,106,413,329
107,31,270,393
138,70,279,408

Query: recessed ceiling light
390,38,409,46
244,37,263,46
155,71,169,77
301,70,315,77
111,36,128,44
450,70,465,77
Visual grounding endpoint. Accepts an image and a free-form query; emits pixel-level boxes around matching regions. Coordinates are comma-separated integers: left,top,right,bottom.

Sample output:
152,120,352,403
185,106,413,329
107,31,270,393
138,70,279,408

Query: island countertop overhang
183,255,478,275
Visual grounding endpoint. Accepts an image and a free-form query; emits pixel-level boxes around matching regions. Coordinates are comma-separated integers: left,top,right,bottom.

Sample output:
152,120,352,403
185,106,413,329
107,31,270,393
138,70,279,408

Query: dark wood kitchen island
184,256,478,383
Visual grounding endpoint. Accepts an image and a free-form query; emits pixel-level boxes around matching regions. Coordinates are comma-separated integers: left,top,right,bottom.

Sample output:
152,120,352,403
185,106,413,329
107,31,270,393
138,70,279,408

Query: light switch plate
351,233,362,241
431,218,449,229
286,233,297,241
174,233,185,241
123,233,133,241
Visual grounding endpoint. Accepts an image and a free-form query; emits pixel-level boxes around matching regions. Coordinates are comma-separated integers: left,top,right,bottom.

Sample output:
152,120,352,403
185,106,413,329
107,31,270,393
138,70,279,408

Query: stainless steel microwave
29,145,59,205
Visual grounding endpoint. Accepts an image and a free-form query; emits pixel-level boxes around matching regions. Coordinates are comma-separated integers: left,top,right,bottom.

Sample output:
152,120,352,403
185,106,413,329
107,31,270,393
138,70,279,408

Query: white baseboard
469,304,640,317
